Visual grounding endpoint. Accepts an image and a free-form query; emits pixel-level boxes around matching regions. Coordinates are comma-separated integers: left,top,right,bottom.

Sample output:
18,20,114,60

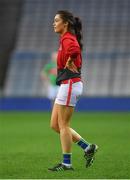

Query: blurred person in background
40,52,59,105
48,10,98,172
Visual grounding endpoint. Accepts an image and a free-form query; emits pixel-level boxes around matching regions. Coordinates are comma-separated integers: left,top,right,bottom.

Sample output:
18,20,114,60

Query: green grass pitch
0,112,130,179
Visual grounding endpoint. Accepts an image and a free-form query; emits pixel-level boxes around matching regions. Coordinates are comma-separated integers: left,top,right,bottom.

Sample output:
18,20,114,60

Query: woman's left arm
63,38,80,73
64,57,78,73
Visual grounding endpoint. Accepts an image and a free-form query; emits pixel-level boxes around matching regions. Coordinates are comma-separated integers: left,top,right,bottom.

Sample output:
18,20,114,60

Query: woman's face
53,14,68,34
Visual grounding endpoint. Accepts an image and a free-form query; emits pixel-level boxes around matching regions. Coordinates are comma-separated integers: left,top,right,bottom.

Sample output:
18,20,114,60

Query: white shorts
55,80,83,107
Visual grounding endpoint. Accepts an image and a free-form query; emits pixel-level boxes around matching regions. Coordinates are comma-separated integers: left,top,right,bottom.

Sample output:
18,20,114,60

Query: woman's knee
50,122,59,133
58,122,70,132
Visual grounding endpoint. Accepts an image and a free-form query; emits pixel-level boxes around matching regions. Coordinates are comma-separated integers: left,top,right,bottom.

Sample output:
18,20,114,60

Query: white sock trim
84,145,91,152
62,163,72,167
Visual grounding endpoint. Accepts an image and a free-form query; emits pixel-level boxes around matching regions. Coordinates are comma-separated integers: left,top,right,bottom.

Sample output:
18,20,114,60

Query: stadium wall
0,97,130,111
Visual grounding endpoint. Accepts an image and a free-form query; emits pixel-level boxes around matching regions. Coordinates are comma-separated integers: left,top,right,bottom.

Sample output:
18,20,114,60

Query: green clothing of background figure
43,61,57,86
41,52,59,101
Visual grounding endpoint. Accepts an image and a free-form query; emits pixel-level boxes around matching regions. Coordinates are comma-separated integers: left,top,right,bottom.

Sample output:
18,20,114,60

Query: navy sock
77,138,90,150
62,153,72,166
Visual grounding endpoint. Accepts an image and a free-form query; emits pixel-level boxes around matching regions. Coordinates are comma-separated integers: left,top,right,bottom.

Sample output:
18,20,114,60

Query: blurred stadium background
0,0,130,111
0,0,130,179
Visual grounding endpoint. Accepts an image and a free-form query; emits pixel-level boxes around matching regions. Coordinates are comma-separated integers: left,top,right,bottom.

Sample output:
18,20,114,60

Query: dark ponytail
56,10,83,50
74,17,83,50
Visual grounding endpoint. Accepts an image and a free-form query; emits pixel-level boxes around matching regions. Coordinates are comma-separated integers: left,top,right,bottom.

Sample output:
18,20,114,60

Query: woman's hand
64,57,79,73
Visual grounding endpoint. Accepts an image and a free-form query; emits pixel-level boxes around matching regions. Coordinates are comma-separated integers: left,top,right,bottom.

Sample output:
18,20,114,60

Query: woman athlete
48,10,98,171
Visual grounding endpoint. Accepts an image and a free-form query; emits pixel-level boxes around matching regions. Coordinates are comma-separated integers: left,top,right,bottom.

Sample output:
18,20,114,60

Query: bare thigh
50,103,80,142
50,103,59,132
57,104,74,129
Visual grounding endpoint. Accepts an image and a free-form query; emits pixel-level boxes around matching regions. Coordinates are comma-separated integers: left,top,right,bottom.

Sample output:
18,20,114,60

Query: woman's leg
56,104,74,168
50,103,90,153
50,103,82,142
57,104,73,153
50,103,59,133
49,103,98,170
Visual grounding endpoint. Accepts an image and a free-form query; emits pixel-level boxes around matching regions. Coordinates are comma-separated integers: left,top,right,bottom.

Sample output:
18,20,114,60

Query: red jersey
57,32,82,69
56,32,82,85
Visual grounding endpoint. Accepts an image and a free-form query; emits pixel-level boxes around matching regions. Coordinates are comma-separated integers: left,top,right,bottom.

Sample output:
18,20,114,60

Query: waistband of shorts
61,77,81,84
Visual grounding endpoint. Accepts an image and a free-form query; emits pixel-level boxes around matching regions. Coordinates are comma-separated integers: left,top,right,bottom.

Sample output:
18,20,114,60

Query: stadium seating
4,0,130,96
